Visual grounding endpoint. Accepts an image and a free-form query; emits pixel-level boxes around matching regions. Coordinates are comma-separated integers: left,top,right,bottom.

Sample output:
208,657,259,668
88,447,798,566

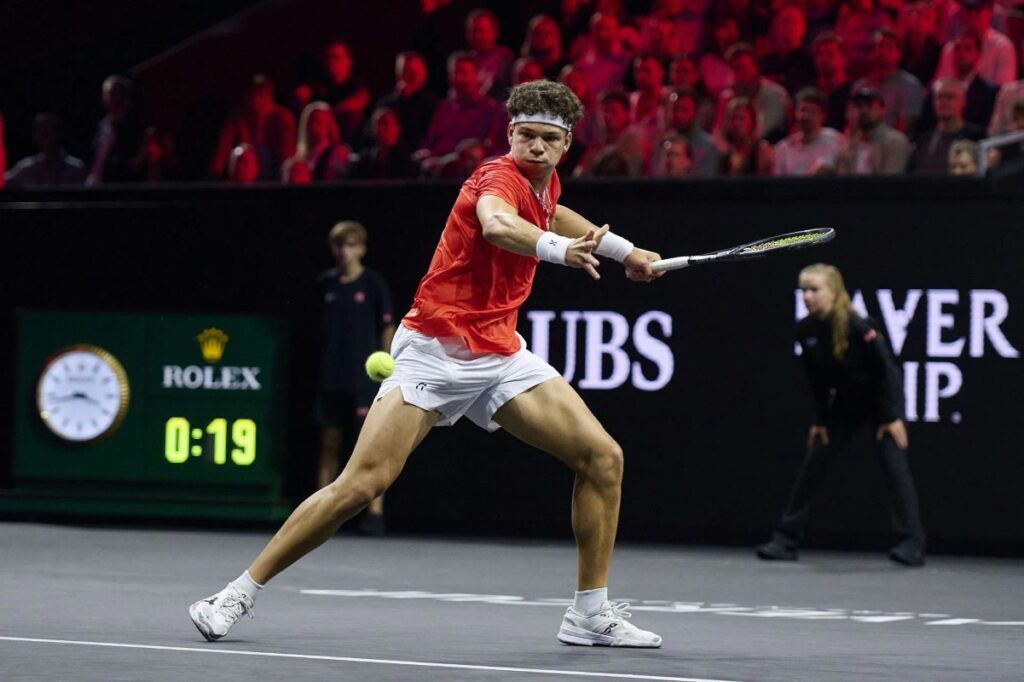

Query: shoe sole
557,625,662,648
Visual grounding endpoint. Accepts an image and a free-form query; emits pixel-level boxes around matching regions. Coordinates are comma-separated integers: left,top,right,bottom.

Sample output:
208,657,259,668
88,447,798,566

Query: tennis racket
650,227,836,273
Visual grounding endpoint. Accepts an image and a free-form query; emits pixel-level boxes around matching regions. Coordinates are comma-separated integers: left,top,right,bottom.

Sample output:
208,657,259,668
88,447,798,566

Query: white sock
230,570,263,602
574,587,608,616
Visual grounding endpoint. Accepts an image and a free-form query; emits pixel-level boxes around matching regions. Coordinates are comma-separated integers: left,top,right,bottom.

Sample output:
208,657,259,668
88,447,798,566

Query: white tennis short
376,323,560,432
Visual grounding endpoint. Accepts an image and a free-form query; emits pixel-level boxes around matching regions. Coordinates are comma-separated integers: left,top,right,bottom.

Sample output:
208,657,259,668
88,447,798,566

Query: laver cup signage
13,311,289,521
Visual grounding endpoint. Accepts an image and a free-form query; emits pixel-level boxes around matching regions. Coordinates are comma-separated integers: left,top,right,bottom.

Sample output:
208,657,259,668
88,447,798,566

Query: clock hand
46,394,82,404
72,392,100,405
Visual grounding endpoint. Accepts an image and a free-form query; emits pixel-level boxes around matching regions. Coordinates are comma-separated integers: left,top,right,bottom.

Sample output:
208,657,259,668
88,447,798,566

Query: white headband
511,112,571,131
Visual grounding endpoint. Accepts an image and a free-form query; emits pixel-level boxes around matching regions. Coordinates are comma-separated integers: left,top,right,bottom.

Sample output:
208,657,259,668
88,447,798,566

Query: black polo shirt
318,267,394,394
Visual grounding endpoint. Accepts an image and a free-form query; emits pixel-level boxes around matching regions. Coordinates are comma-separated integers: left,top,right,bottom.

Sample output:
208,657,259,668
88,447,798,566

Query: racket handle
651,257,691,273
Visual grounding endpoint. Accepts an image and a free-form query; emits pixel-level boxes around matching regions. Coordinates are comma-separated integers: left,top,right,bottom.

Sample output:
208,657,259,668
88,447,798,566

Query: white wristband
535,232,573,265
594,231,634,263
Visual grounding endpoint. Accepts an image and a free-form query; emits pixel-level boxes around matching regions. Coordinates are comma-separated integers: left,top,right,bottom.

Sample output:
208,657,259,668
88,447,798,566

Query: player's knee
326,471,389,511
588,440,624,488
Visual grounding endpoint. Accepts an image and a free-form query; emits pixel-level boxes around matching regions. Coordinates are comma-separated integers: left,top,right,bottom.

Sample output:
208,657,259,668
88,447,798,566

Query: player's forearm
552,205,599,238
480,211,546,257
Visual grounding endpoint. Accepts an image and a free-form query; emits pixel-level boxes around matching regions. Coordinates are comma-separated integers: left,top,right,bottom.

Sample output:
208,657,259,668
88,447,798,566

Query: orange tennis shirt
403,154,561,355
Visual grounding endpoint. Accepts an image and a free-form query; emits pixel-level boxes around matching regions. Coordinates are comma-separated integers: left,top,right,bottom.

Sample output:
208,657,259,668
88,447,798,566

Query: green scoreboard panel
4,311,291,521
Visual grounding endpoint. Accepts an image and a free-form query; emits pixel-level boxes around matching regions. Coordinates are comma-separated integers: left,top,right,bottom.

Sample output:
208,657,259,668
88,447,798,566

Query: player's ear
563,131,572,152
507,122,515,144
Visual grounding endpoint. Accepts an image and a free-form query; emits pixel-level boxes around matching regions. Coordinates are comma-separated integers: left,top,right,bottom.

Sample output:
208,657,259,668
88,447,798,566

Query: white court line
0,636,742,682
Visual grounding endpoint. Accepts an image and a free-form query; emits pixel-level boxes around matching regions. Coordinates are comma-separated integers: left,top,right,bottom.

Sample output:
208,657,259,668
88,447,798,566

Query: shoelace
601,601,632,620
220,593,255,621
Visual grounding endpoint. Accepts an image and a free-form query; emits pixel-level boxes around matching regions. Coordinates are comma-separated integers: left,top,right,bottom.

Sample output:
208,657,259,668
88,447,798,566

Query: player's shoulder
473,154,519,181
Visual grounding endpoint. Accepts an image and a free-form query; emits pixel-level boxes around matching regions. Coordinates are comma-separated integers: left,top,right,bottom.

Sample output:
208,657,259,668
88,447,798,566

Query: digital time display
164,417,257,465
15,311,290,522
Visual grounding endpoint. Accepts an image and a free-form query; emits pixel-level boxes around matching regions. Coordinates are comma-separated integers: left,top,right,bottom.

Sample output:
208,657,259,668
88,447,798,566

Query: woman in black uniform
757,263,927,566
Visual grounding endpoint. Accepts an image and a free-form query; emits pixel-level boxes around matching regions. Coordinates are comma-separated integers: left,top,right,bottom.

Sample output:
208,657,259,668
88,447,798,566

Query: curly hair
506,80,584,130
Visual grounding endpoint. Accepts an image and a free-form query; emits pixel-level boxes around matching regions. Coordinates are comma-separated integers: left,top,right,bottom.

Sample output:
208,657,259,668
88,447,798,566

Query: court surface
0,522,1021,681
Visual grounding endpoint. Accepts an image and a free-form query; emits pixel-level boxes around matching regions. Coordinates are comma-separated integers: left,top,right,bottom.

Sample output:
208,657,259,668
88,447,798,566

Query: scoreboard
7,311,291,521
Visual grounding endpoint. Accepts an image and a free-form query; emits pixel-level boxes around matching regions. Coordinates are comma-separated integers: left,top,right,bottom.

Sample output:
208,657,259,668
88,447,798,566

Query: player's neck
526,169,553,194
338,263,364,283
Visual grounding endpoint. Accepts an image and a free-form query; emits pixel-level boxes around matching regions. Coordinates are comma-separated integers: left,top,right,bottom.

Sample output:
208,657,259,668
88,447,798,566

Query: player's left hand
876,419,908,449
624,249,663,283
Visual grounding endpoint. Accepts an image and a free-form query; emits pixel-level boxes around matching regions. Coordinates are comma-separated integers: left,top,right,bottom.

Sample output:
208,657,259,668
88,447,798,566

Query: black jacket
797,313,904,426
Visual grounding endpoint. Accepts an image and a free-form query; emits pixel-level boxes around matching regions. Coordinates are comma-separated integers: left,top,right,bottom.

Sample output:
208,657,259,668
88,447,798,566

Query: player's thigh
339,388,439,485
493,376,620,473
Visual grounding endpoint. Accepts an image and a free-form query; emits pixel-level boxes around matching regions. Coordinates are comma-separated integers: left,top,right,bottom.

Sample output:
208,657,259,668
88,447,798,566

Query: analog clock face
37,345,130,442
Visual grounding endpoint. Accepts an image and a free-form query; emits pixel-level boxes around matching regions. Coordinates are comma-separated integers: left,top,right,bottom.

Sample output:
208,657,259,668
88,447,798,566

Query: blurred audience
811,32,853,131
652,134,694,176
851,28,925,134
668,53,717,130
575,89,650,176
87,75,144,185
521,15,566,80
290,101,351,181
715,43,790,142
648,0,708,56
511,58,546,86
840,86,911,173
933,0,1017,86
773,87,847,175
918,32,998,132
762,5,816,95
989,79,1024,134
136,127,178,183
281,157,313,184
210,74,296,181
14,0,1020,185
987,99,1024,178
910,77,986,172
657,87,721,175
374,52,438,149
420,52,508,164
431,137,487,179
699,16,739,98
834,0,896,80
351,107,420,179
629,54,668,133
466,9,515,96
572,12,633,95
5,113,86,187
228,143,260,183
716,95,774,175
310,41,371,142
900,0,943,85
947,138,979,174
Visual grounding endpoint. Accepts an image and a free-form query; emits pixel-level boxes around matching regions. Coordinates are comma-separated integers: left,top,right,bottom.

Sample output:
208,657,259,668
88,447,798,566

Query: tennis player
190,80,665,647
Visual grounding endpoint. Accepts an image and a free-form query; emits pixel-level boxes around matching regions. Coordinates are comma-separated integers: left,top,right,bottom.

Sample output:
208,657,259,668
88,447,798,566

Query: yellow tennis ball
365,351,395,382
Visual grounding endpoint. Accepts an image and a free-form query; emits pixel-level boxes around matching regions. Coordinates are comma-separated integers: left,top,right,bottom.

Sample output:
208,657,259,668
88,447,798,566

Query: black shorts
315,390,372,429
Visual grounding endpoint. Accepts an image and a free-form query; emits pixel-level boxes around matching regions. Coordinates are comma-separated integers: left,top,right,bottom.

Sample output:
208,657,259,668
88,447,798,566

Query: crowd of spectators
4,0,1024,187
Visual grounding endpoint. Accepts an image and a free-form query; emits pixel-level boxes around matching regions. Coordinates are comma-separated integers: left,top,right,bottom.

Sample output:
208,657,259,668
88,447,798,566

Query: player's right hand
567,225,608,279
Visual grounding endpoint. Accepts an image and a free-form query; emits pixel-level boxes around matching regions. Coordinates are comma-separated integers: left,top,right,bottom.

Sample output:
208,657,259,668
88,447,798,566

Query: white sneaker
189,584,254,641
558,601,662,648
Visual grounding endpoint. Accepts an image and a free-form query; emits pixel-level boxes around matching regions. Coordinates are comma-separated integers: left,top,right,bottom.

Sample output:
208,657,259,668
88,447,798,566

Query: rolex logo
196,328,229,364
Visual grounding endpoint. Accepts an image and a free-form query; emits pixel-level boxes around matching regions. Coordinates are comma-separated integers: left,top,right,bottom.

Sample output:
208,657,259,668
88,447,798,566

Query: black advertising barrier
2,178,1022,552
